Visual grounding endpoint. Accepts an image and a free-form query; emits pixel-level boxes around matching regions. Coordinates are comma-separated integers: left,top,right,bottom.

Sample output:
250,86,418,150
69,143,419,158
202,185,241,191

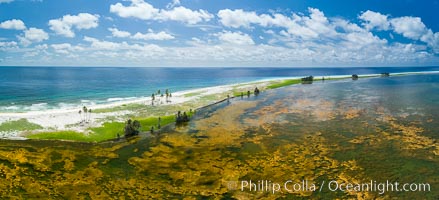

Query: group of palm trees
78,106,92,124
301,76,314,83
123,119,141,137
151,89,172,105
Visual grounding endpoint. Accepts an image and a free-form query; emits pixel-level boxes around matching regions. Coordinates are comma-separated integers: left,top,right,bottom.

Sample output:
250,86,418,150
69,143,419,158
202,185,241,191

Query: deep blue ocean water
0,66,438,112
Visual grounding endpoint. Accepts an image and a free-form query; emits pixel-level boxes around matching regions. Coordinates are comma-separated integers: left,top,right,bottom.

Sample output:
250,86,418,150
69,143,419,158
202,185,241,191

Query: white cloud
132,29,174,40
176,38,432,66
4,34,437,67
160,6,213,24
166,0,180,9
81,37,165,63
51,43,83,54
342,31,387,50
0,0,14,3
217,8,337,40
217,8,439,55
217,9,262,28
358,11,439,53
216,31,255,45
432,33,439,53
0,41,18,49
110,0,159,20
2,6,439,66
332,18,364,33
390,17,428,40
18,27,49,46
108,27,131,38
51,43,71,50
49,13,100,37
24,28,49,41
108,27,174,40
110,0,213,24
303,8,337,37
105,16,114,21
217,9,301,30
84,36,121,50
35,44,48,50
0,19,26,30
0,41,17,46
359,10,390,31
419,30,439,54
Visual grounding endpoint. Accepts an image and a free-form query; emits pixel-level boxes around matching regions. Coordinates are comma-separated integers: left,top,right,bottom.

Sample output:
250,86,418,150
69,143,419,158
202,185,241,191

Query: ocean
0,66,438,112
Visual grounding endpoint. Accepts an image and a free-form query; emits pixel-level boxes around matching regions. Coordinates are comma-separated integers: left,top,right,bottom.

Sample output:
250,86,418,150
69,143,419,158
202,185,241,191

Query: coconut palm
83,106,88,123
352,74,359,80
151,94,155,106
88,109,92,123
124,119,141,137
132,120,141,132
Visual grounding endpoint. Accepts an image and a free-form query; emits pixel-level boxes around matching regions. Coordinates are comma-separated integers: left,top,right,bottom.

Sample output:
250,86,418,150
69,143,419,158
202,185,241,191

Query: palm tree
78,110,82,123
88,108,92,123
151,94,155,106
133,120,141,133
83,106,88,123
124,119,141,137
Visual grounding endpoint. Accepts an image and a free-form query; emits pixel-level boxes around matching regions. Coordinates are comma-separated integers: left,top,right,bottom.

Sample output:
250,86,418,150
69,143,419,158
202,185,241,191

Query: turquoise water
0,66,438,112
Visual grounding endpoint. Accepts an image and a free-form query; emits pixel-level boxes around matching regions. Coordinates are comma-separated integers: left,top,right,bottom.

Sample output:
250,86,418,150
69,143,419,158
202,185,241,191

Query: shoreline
1,70,438,141
1,70,438,116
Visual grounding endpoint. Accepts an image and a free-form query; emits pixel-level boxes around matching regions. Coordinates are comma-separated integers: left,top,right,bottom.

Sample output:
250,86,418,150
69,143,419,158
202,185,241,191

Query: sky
0,0,438,67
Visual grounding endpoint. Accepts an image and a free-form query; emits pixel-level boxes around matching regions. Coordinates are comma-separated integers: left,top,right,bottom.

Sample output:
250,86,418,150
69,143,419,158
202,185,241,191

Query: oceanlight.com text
228,180,431,194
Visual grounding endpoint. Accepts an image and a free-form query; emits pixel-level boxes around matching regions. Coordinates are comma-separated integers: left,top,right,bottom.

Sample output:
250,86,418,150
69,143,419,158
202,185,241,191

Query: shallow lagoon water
0,74,438,199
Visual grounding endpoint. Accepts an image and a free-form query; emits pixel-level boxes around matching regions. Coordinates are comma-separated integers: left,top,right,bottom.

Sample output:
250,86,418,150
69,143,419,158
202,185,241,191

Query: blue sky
0,0,438,67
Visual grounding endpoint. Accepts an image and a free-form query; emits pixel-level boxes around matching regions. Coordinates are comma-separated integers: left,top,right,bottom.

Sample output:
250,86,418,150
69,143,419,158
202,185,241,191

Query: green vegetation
233,91,247,97
267,79,301,89
27,114,183,142
93,103,145,113
233,91,254,97
90,122,125,141
324,77,350,81
359,75,380,78
137,115,175,131
184,92,203,98
27,131,92,142
0,118,43,132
